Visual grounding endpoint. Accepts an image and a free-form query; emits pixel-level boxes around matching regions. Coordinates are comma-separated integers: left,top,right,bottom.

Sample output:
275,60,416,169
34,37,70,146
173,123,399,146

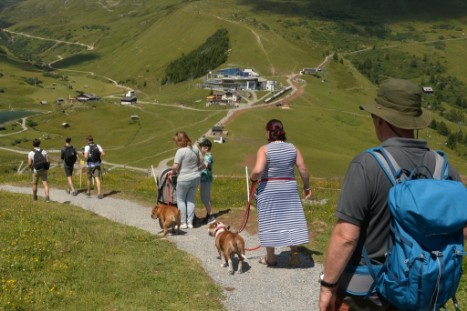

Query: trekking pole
452,295,460,311
79,160,84,189
151,165,159,202
245,167,250,203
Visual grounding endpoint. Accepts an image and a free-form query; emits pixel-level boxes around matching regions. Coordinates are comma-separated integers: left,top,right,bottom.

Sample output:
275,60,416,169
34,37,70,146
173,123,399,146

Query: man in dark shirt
319,78,465,311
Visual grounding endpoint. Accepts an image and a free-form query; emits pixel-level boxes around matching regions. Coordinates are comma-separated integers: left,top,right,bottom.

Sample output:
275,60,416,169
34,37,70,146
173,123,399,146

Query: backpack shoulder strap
432,150,448,180
366,147,402,185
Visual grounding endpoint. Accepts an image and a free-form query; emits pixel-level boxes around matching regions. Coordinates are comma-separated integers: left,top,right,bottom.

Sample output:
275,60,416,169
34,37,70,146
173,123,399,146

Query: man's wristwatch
319,272,338,289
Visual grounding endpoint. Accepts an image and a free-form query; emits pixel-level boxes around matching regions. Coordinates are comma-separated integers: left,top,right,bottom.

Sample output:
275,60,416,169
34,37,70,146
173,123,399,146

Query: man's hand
319,286,337,311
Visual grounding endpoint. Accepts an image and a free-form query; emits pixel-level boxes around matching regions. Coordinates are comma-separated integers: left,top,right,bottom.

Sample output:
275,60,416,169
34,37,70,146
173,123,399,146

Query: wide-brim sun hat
360,78,432,130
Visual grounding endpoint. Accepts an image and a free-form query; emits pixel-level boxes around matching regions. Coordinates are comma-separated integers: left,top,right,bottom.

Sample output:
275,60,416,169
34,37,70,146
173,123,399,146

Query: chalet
422,86,434,94
77,93,99,102
211,125,224,136
121,90,137,105
207,91,241,105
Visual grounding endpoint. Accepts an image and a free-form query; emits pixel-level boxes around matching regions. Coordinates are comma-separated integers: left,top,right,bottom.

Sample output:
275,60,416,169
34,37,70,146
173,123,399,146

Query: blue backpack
357,147,467,311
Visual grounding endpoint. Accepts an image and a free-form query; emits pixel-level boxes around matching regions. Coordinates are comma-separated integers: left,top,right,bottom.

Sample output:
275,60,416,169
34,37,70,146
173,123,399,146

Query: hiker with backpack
84,135,105,199
318,78,467,311
60,137,79,196
27,138,51,202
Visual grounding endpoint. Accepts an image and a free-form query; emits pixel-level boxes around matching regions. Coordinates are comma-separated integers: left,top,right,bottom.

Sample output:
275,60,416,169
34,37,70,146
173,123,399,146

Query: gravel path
0,185,322,311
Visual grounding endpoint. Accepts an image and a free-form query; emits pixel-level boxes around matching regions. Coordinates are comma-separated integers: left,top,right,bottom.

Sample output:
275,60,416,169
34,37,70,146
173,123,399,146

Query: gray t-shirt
173,145,201,182
336,137,461,265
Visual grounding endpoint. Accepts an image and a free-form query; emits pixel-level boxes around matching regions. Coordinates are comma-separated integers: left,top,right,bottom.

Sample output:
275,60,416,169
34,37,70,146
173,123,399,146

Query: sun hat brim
360,78,432,130
360,102,432,130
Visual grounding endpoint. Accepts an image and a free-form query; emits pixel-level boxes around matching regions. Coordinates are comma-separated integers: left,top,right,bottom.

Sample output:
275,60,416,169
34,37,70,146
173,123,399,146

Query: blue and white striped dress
256,141,309,247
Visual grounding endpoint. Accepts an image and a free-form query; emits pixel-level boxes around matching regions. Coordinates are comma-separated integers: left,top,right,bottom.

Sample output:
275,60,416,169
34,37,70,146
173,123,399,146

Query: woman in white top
172,131,201,229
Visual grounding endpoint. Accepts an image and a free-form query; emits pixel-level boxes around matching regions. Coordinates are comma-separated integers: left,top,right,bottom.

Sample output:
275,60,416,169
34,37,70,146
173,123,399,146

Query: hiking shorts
87,166,101,179
33,170,48,183
336,290,398,311
64,164,74,177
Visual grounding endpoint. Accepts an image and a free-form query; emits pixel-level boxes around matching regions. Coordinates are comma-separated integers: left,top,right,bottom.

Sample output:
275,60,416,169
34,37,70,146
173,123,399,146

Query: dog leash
239,178,296,252
237,180,260,251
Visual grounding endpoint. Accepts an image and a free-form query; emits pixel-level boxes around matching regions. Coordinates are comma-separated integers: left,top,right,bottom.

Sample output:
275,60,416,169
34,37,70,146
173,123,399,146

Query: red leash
239,180,260,251
238,178,295,251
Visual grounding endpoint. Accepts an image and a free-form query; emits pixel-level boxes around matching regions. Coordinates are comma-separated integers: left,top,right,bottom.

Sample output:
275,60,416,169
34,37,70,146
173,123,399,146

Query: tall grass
0,191,225,311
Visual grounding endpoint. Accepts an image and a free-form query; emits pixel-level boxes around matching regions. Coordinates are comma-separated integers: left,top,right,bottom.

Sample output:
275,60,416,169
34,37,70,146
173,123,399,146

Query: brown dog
151,203,181,237
208,221,247,274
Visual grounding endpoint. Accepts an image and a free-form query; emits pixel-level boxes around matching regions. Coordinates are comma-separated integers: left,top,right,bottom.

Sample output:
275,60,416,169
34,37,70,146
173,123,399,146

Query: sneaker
72,191,78,196
97,194,104,199
207,215,216,224
187,223,194,229
66,189,71,195
180,223,188,229
86,192,91,198
45,196,50,203
33,194,38,201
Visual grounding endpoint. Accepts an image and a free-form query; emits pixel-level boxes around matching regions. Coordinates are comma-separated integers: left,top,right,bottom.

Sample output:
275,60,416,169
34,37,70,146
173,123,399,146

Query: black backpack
88,144,101,163
63,146,77,165
33,149,49,170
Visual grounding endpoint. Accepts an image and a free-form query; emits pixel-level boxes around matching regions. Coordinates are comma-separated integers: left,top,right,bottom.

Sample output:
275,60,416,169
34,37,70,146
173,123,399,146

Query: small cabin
121,90,137,105
211,125,224,136
300,68,322,75
422,86,434,94
77,93,99,102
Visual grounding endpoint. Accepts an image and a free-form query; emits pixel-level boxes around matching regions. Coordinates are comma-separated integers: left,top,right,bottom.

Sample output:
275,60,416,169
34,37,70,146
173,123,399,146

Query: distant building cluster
199,67,276,92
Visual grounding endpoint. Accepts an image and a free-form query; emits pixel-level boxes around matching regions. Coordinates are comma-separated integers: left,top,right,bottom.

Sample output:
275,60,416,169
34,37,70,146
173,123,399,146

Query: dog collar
214,225,227,237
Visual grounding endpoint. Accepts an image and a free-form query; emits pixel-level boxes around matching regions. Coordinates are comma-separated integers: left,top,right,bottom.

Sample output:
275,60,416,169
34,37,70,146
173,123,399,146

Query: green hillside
0,0,466,177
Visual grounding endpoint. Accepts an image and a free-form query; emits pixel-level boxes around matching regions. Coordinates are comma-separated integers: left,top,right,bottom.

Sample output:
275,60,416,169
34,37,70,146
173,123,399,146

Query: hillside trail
0,185,322,311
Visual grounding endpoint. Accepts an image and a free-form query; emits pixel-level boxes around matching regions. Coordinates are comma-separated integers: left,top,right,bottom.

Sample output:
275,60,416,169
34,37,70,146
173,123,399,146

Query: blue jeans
176,177,200,225
200,181,212,207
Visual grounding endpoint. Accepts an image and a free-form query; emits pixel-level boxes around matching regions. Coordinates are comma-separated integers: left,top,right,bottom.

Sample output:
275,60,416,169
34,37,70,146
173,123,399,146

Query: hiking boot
207,215,216,224
33,194,38,201
45,196,50,203
72,191,78,196
66,188,71,194
97,194,104,199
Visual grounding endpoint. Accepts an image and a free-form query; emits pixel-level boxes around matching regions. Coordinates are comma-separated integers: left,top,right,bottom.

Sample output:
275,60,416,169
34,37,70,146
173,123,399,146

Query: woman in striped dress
250,119,312,267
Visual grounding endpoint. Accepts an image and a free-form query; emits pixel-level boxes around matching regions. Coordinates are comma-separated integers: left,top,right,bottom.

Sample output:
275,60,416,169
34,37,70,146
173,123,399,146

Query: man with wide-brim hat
360,78,431,130
319,78,463,311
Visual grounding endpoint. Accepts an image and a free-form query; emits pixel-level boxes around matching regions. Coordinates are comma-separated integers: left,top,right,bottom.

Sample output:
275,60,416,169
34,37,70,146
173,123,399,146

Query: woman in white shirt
172,131,201,229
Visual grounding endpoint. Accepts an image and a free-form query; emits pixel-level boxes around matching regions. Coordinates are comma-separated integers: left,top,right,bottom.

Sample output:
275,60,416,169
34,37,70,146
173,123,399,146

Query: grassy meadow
0,191,225,311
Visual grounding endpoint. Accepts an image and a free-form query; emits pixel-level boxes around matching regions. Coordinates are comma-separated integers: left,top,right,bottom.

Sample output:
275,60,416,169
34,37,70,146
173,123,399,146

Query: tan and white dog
151,203,181,237
208,221,247,275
